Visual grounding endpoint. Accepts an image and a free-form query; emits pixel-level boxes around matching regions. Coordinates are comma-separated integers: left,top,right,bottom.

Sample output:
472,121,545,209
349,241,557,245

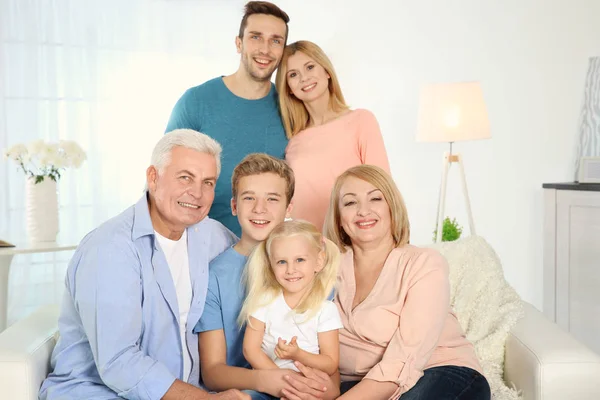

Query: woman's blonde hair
238,220,340,326
275,40,349,138
324,165,410,251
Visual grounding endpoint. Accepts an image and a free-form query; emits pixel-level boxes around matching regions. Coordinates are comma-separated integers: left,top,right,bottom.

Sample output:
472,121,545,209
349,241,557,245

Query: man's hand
275,336,300,360
209,389,251,399
280,362,339,400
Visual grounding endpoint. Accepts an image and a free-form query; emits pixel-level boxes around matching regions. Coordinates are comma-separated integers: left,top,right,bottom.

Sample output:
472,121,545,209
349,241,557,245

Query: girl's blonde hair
275,40,349,139
238,220,340,326
324,165,411,251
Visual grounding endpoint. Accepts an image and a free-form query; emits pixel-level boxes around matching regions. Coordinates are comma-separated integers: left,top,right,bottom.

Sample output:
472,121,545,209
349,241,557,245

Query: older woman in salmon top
319,165,490,400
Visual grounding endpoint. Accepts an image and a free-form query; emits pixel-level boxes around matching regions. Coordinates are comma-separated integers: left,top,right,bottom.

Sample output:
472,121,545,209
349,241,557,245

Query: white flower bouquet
4,139,87,183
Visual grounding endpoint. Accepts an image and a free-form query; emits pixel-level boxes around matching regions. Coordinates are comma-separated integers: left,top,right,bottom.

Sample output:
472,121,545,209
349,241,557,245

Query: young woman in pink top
275,41,390,231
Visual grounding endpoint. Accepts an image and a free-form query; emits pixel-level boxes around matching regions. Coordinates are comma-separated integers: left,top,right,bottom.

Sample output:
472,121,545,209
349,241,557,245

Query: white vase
25,177,59,242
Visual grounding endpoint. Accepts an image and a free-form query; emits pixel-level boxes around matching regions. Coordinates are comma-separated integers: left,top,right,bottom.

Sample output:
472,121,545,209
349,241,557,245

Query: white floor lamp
416,81,491,243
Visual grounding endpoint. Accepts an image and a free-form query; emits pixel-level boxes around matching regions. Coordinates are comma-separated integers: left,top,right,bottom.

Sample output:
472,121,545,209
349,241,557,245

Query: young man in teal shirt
165,1,290,237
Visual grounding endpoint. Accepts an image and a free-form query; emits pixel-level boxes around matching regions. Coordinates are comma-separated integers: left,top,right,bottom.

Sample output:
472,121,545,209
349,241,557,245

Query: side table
0,241,77,332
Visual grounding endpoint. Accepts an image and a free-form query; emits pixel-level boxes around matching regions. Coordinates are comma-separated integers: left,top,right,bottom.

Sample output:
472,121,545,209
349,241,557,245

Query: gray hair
152,129,222,176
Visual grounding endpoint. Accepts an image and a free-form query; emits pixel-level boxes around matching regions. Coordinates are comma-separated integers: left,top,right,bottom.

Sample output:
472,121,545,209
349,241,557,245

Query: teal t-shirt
165,77,288,237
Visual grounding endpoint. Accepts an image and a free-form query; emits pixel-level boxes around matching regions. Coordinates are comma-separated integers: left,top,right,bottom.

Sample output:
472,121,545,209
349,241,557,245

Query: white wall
3,0,598,311
158,0,600,308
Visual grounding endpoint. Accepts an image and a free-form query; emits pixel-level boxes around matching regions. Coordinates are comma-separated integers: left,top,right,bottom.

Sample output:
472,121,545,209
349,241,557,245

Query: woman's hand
281,361,340,400
275,336,300,360
256,368,299,397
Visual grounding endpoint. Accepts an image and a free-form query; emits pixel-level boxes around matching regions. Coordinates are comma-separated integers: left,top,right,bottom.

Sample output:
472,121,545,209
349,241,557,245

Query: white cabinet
544,184,600,355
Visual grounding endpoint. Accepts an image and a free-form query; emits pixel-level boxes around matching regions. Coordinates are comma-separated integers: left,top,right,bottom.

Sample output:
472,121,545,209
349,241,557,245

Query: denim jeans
242,390,278,400
340,366,491,400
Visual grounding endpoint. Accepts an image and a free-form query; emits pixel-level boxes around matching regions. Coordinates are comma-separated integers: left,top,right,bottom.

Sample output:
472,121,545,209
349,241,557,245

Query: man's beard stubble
242,52,278,83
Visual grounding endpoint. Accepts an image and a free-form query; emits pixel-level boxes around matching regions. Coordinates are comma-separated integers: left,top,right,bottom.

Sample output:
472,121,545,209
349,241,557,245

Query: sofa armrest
0,305,60,400
504,301,600,400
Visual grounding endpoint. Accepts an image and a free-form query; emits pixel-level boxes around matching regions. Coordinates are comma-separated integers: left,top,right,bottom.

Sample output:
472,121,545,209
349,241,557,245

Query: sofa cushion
0,304,60,399
429,235,524,400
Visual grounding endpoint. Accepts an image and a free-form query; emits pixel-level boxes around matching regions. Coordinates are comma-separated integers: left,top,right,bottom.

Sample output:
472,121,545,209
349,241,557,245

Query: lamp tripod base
435,150,476,243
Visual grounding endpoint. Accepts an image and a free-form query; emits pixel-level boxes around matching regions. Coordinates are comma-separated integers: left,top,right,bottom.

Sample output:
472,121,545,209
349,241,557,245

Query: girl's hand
275,336,300,360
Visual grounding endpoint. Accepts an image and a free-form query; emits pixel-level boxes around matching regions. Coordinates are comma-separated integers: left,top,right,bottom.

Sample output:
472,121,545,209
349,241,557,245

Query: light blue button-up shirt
39,194,236,400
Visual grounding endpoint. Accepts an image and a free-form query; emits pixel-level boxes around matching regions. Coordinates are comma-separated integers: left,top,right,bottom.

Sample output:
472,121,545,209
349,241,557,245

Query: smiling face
338,176,393,246
269,234,324,300
232,172,292,246
236,13,287,82
285,50,331,103
147,146,217,239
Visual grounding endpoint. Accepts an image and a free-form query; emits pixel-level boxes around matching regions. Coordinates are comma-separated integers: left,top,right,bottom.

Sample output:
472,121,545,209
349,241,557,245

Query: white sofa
1,301,600,399
0,304,59,400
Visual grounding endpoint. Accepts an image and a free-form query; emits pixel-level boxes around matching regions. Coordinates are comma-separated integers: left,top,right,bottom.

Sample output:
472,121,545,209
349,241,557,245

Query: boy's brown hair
231,153,295,205
238,1,290,42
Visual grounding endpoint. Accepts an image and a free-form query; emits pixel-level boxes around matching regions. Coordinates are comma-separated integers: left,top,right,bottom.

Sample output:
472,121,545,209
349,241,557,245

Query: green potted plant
433,217,463,242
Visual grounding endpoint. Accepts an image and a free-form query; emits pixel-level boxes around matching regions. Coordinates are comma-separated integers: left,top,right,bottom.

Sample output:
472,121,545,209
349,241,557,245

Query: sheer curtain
0,0,231,325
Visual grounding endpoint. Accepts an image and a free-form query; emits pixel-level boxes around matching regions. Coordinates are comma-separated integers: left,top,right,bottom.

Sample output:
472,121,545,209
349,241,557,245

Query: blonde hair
324,165,410,251
239,220,340,326
275,41,349,138
231,153,295,205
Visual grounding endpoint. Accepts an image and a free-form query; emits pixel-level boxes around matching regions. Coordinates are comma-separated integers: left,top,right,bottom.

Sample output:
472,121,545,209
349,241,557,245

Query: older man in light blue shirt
39,130,250,400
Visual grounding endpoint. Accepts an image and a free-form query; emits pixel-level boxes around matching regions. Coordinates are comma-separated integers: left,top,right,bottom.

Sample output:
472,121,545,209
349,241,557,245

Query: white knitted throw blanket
429,236,524,400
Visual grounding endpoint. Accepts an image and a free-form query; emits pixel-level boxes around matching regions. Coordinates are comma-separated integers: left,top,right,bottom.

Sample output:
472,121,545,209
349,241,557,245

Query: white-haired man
40,129,249,400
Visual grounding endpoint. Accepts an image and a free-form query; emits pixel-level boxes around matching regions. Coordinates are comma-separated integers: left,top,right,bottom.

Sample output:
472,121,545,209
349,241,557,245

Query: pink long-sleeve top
335,245,482,399
285,109,390,230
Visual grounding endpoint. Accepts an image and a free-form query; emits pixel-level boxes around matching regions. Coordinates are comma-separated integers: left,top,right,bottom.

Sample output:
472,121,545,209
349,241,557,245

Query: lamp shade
416,81,491,143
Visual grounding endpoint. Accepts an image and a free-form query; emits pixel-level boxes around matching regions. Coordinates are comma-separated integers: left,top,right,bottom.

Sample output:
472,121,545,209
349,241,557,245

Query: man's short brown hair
231,153,295,205
238,1,290,41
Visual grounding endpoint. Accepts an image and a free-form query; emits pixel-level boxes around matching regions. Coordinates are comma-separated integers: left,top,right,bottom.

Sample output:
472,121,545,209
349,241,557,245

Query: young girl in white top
239,219,343,376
